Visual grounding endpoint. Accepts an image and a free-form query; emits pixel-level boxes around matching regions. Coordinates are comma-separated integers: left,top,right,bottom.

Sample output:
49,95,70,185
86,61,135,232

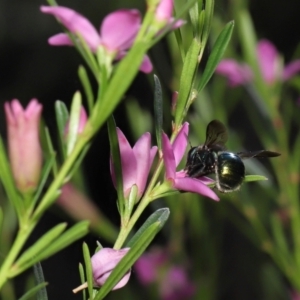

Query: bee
185,120,280,193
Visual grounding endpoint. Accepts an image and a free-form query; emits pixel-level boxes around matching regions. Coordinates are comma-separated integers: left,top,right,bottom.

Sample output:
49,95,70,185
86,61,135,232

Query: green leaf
126,208,170,247
200,0,214,47
197,21,234,93
67,92,82,155
153,75,163,150
32,155,56,208
90,42,150,132
33,262,48,300
78,65,94,113
18,282,48,300
0,207,3,237
0,136,23,218
79,263,87,300
174,39,202,126
55,100,69,159
82,242,94,299
244,175,268,182
94,214,169,300
13,223,67,270
11,221,89,276
107,115,125,214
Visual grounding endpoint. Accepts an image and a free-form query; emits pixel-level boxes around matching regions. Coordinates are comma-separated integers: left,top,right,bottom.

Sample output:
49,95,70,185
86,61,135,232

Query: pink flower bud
155,0,173,22
91,248,131,290
64,106,88,136
4,99,42,193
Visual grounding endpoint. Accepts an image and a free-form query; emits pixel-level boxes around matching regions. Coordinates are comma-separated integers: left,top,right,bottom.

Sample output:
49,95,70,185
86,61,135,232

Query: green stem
0,222,35,290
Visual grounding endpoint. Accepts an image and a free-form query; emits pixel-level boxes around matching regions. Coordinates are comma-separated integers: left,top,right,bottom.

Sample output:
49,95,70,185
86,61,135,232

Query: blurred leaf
79,263,87,300
13,223,67,271
55,101,69,159
0,136,23,218
125,99,152,138
175,39,201,126
107,115,125,214
78,65,94,113
11,221,89,276
18,282,48,300
126,208,170,247
32,155,56,208
82,242,94,299
90,42,149,131
0,207,2,238
244,175,268,182
33,262,48,300
67,92,82,155
154,75,163,150
197,21,234,92
94,214,169,300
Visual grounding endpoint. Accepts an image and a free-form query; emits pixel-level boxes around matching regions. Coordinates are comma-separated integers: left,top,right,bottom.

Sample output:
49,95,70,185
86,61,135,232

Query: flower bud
4,99,43,194
91,247,131,290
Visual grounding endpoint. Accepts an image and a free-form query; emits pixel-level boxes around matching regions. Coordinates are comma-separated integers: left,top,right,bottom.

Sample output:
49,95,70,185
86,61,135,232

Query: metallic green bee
185,120,280,192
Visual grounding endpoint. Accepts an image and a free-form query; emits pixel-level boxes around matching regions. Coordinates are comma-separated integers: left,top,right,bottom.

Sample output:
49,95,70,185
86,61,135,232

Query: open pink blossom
135,248,196,300
216,39,300,86
40,6,152,73
162,123,219,201
4,99,42,193
110,129,157,201
91,248,131,290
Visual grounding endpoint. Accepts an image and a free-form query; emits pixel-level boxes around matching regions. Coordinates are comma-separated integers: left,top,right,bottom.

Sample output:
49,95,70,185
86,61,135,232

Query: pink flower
110,129,157,201
4,99,42,193
135,248,196,300
155,0,185,29
40,6,153,73
216,39,300,86
91,248,131,290
162,123,219,201
161,267,196,300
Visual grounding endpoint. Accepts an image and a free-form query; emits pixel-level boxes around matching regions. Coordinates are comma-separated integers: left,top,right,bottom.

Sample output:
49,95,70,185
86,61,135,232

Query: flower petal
116,128,137,196
216,59,252,86
139,55,153,73
174,177,219,201
91,248,131,290
132,132,151,198
48,33,73,46
40,6,101,51
257,39,280,83
162,133,176,180
100,9,140,52
172,122,189,167
283,60,300,81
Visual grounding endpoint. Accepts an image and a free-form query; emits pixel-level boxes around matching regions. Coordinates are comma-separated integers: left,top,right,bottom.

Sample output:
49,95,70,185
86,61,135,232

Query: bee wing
204,120,228,147
237,150,281,159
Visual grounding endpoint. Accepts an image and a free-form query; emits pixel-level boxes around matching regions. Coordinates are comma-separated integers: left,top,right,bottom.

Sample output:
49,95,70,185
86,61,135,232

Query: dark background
1,0,300,299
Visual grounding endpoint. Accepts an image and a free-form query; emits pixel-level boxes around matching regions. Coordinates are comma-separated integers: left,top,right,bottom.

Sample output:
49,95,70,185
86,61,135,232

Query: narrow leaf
79,263,87,300
33,262,48,300
18,282,48,300
67,92,82,155
244,175,268,182
83,242,94,299
55,100,69,158
0,136,23,217
107,116,125,213
14,223,67,269
94,219,169,300
126,208,170,247
175,39,201,126
78,65,94,114
0,207,3,237
197,21,234,92
153,75,163,150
